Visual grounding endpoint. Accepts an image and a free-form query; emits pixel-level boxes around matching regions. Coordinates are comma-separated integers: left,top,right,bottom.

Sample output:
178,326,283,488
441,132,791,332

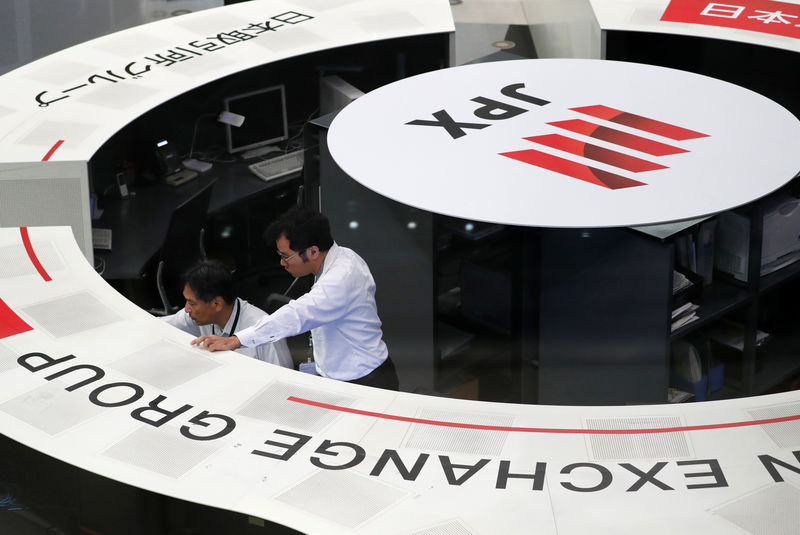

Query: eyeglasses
277,250,301,262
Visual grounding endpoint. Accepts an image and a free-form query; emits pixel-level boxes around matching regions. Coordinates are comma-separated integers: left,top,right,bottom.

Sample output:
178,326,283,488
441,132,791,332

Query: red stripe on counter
288,396,800,434
42,139,65,161
20,227,52,281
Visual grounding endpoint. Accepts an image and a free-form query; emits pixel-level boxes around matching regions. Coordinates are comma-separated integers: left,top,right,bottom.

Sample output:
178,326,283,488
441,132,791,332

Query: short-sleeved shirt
162,298,293,368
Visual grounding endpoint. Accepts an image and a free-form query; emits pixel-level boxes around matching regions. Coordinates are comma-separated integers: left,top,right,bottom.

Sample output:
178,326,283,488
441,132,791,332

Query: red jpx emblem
500,105,709,189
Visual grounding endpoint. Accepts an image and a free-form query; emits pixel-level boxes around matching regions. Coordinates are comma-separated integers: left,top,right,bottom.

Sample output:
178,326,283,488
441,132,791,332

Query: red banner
661,0,800,39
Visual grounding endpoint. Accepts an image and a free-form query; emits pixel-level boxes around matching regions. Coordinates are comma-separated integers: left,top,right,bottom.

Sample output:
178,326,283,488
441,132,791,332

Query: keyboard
248,150,304,182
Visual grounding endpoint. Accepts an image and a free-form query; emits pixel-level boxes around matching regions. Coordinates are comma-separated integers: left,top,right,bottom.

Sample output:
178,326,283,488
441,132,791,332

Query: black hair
264,206,334,253
180,259,236,305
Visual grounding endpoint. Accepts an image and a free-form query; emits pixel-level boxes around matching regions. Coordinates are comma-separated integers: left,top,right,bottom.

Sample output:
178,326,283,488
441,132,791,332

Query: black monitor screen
224,85,288,154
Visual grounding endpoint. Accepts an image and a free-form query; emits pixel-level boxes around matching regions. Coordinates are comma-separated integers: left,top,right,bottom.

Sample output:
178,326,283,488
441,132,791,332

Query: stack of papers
673,270,692,294
707,320,769,351
672,301,699,331
668,387,693,403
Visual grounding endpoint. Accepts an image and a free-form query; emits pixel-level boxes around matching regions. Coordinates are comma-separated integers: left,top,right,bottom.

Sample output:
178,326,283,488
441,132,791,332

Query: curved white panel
2,226,800,534
0,0,454,164
590,0,800,53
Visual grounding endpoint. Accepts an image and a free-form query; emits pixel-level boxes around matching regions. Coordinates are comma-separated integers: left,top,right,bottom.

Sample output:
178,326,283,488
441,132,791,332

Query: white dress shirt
162,298,293,368
235,243,388,381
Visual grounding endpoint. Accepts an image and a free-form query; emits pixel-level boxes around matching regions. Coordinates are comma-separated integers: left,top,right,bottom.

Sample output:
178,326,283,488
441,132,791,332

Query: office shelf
527,179,800,405
669,181,800,401
670,282,751,340
759,258,800,293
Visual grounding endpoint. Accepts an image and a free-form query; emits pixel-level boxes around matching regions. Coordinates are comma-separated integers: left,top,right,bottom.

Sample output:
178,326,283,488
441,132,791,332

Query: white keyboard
248,150,304,182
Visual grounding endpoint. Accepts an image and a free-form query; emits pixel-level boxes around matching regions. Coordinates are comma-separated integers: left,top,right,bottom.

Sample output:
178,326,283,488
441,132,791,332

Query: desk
93,164,300,280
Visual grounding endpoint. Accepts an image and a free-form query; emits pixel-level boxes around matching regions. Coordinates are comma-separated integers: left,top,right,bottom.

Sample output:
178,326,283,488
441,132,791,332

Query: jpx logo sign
406,83,550,139
406,83,709,190
328,59,800,228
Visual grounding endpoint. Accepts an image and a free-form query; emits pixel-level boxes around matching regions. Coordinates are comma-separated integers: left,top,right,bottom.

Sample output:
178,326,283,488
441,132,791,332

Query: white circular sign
328,59,800,227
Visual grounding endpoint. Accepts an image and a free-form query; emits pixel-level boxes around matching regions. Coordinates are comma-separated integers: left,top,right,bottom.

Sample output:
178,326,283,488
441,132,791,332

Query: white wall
520,0,601,58
0,161,92,261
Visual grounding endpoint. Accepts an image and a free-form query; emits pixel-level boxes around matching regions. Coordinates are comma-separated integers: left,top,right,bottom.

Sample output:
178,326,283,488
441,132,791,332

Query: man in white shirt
163,260,292,368
192,208,398,390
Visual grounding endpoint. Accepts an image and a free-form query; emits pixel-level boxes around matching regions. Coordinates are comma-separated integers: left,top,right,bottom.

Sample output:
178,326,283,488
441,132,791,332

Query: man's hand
191,334,241,352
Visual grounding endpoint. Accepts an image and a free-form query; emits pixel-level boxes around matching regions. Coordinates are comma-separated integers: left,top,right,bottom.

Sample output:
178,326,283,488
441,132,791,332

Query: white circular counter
2,225,800,534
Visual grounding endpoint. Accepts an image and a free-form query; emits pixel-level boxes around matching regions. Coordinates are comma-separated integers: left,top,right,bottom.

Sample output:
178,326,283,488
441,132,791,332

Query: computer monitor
223,85,288,158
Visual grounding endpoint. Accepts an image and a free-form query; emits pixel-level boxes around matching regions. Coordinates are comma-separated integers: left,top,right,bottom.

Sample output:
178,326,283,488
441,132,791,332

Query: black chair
150,179,217,316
